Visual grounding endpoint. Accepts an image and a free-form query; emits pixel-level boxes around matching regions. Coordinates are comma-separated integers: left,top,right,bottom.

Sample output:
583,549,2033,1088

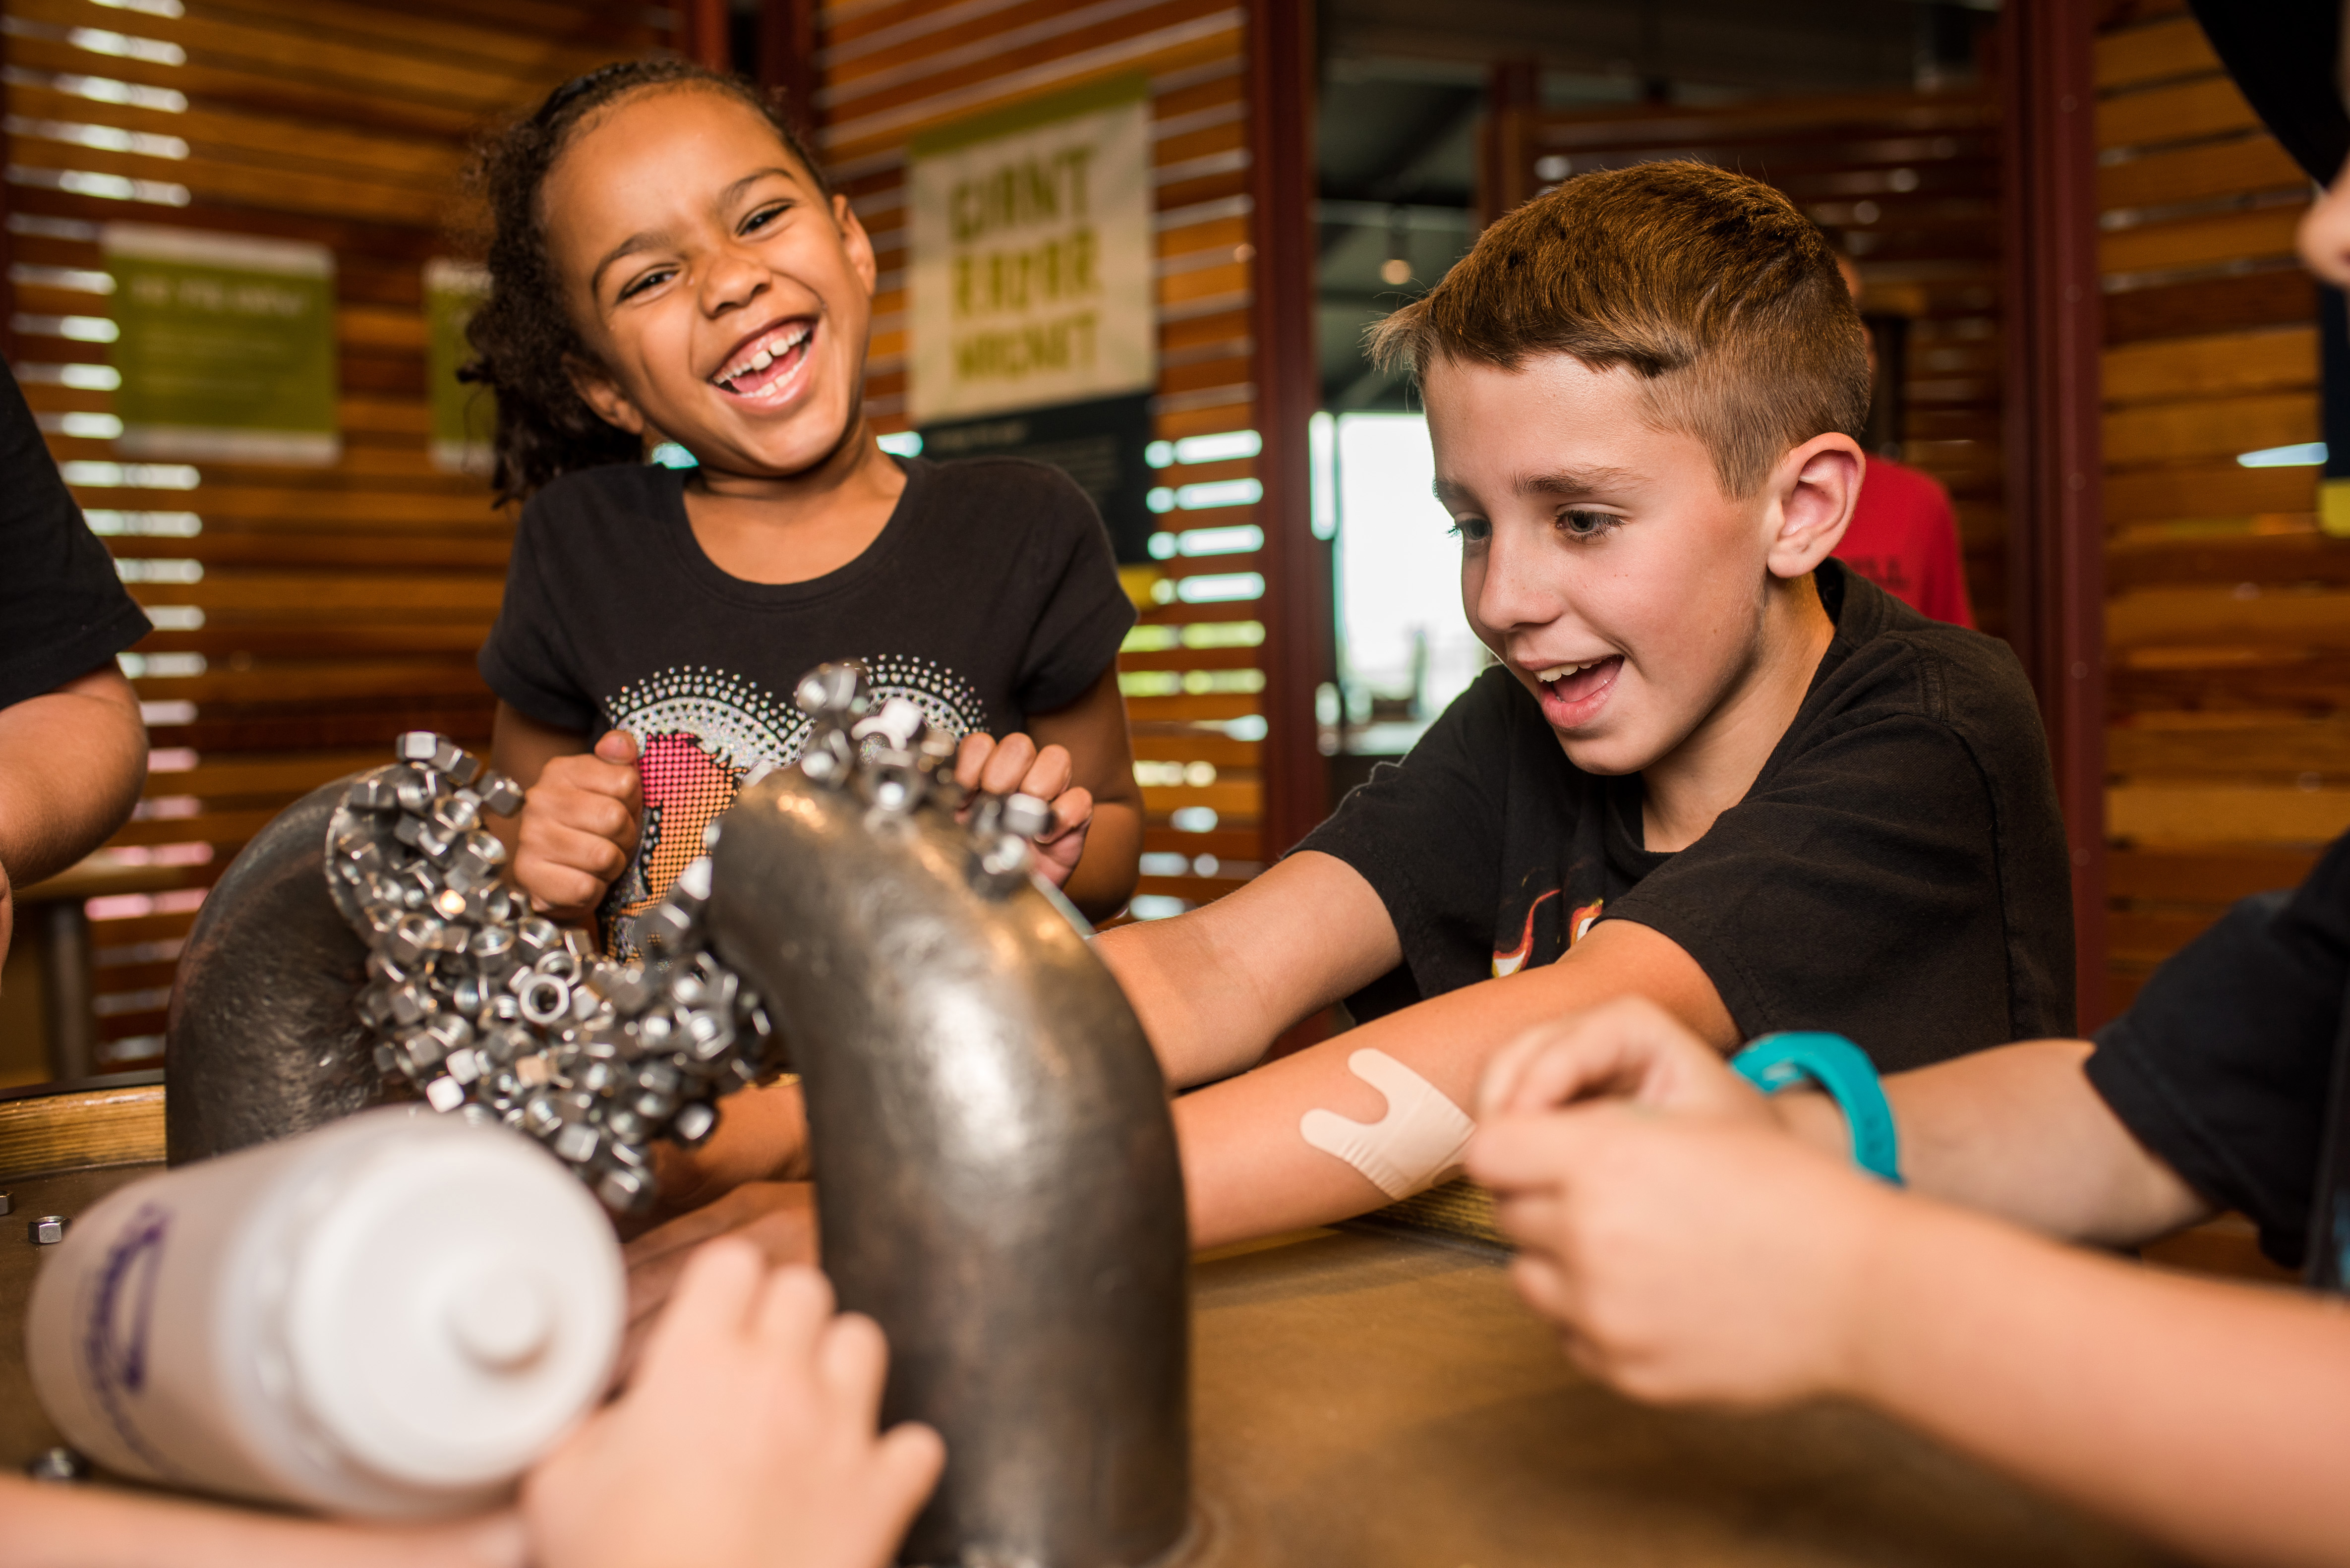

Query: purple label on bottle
79,1202,174,1475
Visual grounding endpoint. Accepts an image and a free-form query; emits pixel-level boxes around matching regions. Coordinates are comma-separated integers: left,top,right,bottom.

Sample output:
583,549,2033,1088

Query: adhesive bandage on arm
1299,1048,1477,1200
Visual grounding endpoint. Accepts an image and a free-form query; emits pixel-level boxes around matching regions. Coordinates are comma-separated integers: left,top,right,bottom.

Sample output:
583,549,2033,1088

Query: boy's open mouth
710,320,814,403
1531,655,1623,724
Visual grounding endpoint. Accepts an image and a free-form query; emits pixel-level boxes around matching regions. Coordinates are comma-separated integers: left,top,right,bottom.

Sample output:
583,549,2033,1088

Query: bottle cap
279,1113,621,1492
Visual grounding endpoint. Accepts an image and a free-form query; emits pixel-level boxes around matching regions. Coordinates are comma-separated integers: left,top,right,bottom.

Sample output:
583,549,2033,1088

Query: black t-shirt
1296,562,2074,1071
0,365,150,708
479,455,1133,954
2086,833,2350,1271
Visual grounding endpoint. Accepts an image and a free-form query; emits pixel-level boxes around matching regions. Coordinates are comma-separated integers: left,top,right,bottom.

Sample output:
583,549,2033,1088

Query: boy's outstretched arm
488,700,642,928
1093,856,1734,1249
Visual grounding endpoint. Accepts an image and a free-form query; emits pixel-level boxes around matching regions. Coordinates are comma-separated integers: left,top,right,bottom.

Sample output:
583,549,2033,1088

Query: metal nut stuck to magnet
29,1216,66,1245
24,1447,88,1483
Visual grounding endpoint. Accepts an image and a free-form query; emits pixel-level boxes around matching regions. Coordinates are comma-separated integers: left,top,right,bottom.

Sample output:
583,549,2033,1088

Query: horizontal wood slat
2101,327,2315,407
2093,14,2220,92
2110,784,2350,847
2099,204,2307,278
2105,460,2316,525
2095,72,2260,151
2097,135,2308,214
2102,391,2315,467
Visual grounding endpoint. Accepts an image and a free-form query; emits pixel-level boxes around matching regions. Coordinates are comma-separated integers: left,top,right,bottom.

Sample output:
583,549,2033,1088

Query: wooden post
1998,0,2108,1030
678,0,731,73
1479,59,1540,227
1249,0,1332,860
758,0,819,131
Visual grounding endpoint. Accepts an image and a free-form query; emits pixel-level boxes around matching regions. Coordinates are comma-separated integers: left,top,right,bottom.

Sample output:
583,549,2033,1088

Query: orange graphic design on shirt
1568,898,1604,947
1492,888,1561,977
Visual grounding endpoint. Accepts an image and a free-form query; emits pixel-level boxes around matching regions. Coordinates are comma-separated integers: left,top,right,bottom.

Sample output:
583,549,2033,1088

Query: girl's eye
617,267,674,301
1559,509,1620,539
742,201,791,235
1448,515,1491,543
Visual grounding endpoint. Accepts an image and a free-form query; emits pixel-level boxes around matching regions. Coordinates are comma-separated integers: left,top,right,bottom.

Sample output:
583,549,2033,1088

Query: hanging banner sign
425,259,495,476
103,223,339,466
906,73,1155,425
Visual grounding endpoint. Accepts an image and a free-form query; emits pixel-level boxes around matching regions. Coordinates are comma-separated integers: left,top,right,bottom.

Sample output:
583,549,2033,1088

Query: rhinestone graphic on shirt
598,658,986,956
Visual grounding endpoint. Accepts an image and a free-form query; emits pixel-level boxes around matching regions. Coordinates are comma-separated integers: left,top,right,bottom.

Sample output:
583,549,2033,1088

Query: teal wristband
1730,1032,1903,1185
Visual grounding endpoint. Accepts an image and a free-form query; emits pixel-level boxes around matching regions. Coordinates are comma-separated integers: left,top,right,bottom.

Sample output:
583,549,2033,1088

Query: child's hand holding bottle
953,732,1094,889
512,729,644,924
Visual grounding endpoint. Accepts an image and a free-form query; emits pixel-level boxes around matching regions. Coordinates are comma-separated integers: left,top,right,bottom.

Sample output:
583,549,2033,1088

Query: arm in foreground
0,663,145,966
1470,1001,2347,1567
528,1240,943,1568
0,1480,522,1568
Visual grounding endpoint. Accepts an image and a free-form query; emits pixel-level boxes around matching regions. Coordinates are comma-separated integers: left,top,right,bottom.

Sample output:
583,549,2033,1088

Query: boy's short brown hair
1371,162,1868,498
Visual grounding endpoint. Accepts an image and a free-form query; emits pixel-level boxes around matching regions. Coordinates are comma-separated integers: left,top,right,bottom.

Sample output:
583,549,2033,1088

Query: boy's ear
564,354,647,438
834,193,878,297
1763,433,1864,581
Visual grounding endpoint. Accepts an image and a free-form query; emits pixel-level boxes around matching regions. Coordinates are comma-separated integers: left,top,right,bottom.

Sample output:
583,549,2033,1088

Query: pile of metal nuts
326,733,776,1215
320,663,1054,1216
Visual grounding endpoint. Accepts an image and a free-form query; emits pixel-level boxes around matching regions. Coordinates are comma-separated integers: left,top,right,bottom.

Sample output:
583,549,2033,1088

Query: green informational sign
907,73,1156,424
102,222,339,466
425,259,495,476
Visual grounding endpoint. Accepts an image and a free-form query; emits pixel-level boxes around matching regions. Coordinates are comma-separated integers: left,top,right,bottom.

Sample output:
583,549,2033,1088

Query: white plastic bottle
27,1106,622,1518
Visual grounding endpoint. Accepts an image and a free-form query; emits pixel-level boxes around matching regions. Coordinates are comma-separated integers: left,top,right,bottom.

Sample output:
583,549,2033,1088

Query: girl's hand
526,1241,943,1568
1466,1100,1900,1410
953,732,1093,888
512,729,642,922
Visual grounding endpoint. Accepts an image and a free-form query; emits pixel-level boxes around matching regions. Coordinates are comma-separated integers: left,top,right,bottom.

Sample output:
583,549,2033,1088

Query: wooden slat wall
1489,92,2008,640
816,0,1265,913
3,0,658,1066
2094,3,2341,1010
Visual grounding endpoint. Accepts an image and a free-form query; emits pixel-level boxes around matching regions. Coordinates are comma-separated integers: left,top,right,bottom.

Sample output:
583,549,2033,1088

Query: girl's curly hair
463,60,833,504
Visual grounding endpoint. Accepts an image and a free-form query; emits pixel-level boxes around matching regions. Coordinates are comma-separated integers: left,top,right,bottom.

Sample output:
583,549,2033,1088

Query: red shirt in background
1833,455,1975,629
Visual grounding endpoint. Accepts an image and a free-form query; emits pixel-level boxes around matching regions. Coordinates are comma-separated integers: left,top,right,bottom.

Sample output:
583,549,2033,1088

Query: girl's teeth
750,349,773,370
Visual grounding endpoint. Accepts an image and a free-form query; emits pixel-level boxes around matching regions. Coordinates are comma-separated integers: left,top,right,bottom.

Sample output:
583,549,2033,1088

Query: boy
638,160,2073,1264
1087,161,2070,1248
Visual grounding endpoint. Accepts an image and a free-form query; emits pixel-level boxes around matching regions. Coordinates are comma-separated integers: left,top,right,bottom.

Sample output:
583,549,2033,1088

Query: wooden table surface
1,1151,2181,1566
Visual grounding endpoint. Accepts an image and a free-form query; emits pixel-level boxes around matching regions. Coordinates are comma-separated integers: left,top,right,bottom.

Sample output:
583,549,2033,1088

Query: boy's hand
1467,1101,1899,1410
526,1241,943,1568
512,729,642,921
954,732,1092,888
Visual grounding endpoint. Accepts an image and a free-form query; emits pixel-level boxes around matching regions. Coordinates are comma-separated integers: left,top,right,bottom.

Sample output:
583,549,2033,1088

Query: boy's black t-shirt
1296,561,2074,1070
0,365,151,707
479,455,1133,954
2086,833,2350,1271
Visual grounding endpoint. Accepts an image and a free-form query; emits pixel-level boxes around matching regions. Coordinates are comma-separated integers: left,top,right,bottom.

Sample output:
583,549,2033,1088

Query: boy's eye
1448,515,1490,543
742,201,792,235
1559,509,1620,539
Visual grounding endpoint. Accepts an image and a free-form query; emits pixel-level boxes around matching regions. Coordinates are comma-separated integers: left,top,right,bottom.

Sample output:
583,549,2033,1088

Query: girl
465,60,1143,953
